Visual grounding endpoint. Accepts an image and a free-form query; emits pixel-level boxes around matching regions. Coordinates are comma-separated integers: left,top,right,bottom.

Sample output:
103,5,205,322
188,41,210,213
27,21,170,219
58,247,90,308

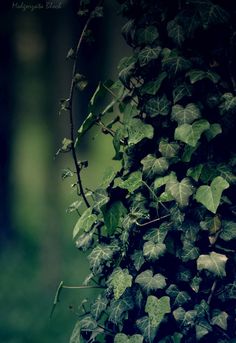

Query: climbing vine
57,0,236,342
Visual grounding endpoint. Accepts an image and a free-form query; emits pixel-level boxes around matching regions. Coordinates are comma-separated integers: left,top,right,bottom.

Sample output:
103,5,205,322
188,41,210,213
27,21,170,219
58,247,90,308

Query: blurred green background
0,1,128,342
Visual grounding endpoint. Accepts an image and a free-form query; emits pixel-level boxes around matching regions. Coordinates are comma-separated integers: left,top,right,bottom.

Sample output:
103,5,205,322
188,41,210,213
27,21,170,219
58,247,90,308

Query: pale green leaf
127,119,154,145
196,320,212,340
145,296,171,328
159,139,179,158
165,176,194,207
143,241,166,261
135,270,166,293
173,307,197,328
154,172,176,189
143,222,170,243
197,251,228,277
108,268,133,300
141,155,169,179
115,333,144,343
195,176,229,213
211,310,228,330
88,244,117,274
100,167,117,188
73,208,97,239
171,103,201,125
175,119,210,147
116,171,143,193
219,92,236,114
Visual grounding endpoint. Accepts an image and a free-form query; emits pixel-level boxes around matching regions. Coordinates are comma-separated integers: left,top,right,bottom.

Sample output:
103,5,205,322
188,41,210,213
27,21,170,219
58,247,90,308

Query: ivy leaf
167,20,185,46
181,241,200,262
100,167,117,188
131,250,145,271
135,270,166,293
166,285,191,308
73,208,97,239
195,176,229,213
136,316,157,343
186,69,220,84
127,119,154,145
204,123,222,141
195,320,212,340
154,172,176,189
200,215,221,235
190,276,202,293
143,223,170,243
77,112,98,145
116,171,143,193
159,139,179,158
70,321,81,343
136,25,159,45
145,295,171,328
109,294,134,325
143,241,166,261
172,83,192,104
91,295,108,320
140,72,167,95
144,95,171,117
141,155,169,179
219,92,236,114
187,164,203,182
219,221,236,241
88,244,117,274
93,189,109,213
75,231,94,251
165,176,194,208
197,252,228,277
162,52,191,75
118,56,137,87
173,307,197,328
138,47,161,67
217,164,236,185
115,333,144,343
171,103,201,125
174,119,210,147
211,310,228,330
108,268,133,300
103,201,127,236
197,1,229,28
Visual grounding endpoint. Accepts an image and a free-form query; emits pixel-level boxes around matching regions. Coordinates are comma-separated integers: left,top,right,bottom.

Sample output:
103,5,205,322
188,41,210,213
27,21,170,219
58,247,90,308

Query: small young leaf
166,284,191,307
204,123,222,141
167,20,185,46
91,296,108,320
115,333,144,343
172,83,192,103
186,69,220,84
159,139,179,158
131,250,145,271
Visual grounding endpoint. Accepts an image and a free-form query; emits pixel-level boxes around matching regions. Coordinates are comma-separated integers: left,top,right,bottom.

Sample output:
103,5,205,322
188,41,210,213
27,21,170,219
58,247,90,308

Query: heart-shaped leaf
195,176,229,213
165,176,194,207
108,268,133,300
135,270,166,293
145,295,171,328
175,119,210,147
115,333,144,343
171,103,201,125
197,252,228,278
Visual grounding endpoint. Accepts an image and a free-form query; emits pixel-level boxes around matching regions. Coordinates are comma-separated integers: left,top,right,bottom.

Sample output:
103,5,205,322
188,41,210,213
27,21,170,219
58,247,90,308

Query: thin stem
97,120,115,136
142,180,159,202
136,214,171,227
62,285,105,290
207,280,217,305
68,15,92,208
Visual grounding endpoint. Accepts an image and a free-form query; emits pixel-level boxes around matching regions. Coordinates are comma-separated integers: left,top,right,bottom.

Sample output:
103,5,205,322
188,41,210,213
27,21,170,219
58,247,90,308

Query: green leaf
166,285,191,307
159,139,179,158
135,270,166,293
109,294,134,325
103,201,127,235
197,251,228,277
195,320,212,340
75,231,94,251
144,95,171,117
131,250,145,271
91,296,108,320
220,221,236,241
154,172,176,189
108,268,133,300
115,333,144,343
182,144,199,162
162,52,192,75
100,167,117,188
204,123,222,141
138,47,161,67
219,92,236,114
211,310,228,330
141,155,169,179
197,2,229,28
186,69,220,84
93,189,109,212
70,321,81,343
172,83,192,104
136,316,157,343
140,72,167,96
127,119,154,145
143,241,166,261
88,244,117,274
116,171,143,193
145,295,171,328
181,241,200,262
171,103,201,125
174,119,210,147
136,25,159,45
195,176,229,213
165,176,194,207
200,215,221,235
173,307,197,328
167,20,185,46
143,223,170,243
190,276,202,293
73,208,97,239
187,164,203,182
77,112,98,145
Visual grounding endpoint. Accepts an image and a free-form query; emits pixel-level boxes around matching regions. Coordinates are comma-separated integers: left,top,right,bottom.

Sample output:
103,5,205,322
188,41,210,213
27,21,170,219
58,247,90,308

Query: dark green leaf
175,119,210,147
103,201,127,235
136,26,159,45
138,47,161,67
131,250,145,271
136,316,157,343
166,284,191,307
167,20,185,46
127,119,154,145
140,72,167,96
141,155,169,179
91,295,108,320
115,333,144,343
116,171,143,193
172,83,192,104
159,139,180,158
204,123,222,141
143,223,170,243
181,241,200,262
162,52,192,75
186,69,220,84
220,221,236,241
109,294,134,325
171,103,201,125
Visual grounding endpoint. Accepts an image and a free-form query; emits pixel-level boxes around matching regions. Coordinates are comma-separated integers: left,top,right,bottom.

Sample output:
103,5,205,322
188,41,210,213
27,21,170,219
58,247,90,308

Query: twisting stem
68,15,92,208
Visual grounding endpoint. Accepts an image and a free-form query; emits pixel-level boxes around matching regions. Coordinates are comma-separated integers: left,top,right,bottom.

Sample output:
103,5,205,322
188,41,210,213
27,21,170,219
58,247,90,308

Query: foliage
59,0,236,342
